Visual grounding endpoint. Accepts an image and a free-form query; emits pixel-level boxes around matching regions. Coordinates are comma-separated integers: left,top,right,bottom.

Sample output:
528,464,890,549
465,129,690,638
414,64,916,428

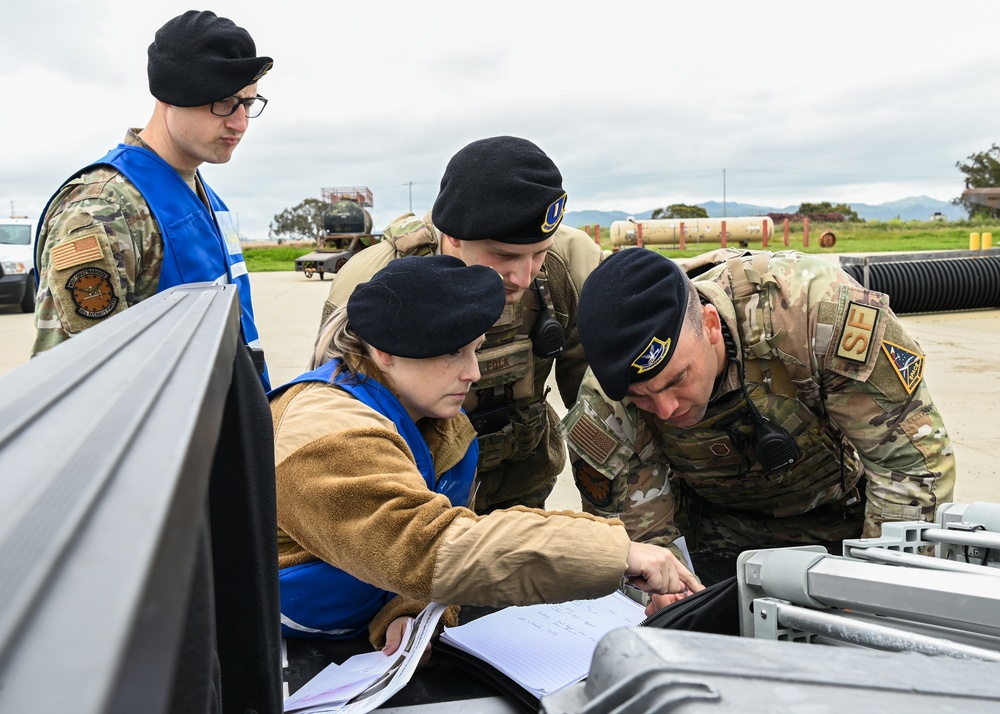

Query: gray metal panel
541,629,1000,713
0,284,241,714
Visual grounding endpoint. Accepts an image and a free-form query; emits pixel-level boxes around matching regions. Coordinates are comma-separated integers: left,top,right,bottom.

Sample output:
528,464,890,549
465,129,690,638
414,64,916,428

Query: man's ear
703,303,723,344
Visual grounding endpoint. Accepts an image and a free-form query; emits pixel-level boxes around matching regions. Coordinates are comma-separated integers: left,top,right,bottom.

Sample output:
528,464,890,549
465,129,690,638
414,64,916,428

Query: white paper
439,591,646,698
283,601,449,714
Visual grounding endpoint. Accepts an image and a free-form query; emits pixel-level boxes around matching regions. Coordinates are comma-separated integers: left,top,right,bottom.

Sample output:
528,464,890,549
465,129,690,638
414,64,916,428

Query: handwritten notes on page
439,591,646,698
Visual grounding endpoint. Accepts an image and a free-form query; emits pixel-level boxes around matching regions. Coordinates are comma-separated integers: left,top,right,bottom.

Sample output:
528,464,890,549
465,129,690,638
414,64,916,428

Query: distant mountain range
565,196,967,227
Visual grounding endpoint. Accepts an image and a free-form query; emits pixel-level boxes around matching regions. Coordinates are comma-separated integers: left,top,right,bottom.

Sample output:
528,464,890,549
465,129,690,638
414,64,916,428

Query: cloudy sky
4,1,999,238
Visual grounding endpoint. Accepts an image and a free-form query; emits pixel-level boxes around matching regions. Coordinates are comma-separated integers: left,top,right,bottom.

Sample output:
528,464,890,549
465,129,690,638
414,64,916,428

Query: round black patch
66,267,119,319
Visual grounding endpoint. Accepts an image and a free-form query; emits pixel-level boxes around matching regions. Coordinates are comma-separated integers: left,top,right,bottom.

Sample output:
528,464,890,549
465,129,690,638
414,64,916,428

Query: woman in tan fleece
270,255,701,653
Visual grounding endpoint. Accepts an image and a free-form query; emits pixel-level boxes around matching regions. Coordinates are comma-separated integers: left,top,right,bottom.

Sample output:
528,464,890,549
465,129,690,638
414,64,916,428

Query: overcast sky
4,1,999,238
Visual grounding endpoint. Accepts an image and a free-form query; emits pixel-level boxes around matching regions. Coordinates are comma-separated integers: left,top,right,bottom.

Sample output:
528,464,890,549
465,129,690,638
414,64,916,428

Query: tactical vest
381,220,560,472
649,252,864,517
465,274,559,470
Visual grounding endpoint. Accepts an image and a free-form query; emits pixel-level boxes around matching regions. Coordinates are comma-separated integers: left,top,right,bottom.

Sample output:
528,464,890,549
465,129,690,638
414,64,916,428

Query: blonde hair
310,305,384,384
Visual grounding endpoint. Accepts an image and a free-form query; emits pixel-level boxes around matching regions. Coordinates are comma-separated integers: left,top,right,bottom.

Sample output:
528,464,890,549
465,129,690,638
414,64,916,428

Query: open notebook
437,591,646,705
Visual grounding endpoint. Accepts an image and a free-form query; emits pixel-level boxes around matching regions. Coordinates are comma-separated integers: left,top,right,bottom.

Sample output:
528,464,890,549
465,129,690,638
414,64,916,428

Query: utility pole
405,182,413,213
723,168,727,218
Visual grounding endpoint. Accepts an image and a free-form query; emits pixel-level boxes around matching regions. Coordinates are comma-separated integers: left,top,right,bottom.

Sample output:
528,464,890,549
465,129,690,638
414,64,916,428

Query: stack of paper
283,602,448,714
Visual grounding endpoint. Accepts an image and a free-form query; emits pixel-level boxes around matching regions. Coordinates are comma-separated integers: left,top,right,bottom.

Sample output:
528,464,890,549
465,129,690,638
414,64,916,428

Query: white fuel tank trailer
609,216,774,247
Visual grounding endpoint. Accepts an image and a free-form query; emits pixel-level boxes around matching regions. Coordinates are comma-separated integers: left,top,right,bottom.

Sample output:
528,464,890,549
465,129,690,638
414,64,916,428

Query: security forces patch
881,340,924,394
632,336,671,375
836,301,880,363
541,193,568,233
573,460,613,507
66,267,119,319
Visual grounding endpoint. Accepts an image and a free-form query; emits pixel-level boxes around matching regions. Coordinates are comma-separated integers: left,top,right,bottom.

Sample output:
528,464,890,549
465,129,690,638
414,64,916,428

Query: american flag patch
568,416,617,465
50,231,105,270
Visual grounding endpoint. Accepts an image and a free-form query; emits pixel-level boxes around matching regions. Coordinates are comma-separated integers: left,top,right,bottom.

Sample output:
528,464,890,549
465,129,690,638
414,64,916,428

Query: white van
0,217,36,312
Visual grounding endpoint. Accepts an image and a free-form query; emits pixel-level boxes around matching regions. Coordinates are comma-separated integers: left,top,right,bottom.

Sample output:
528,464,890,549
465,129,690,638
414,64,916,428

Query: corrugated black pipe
841,256,1000,314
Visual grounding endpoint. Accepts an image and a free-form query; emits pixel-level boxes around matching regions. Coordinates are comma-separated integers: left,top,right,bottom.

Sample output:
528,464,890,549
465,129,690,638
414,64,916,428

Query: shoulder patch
881,340,924,394
836,301,880,363
566,410,618,465
66,267,119,319
50,230,106,270
573,459,613,507
823,284,890,382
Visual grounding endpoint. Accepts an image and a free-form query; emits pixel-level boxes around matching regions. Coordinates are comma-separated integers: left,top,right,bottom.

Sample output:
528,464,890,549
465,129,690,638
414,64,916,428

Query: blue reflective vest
269,361,478,638
35,143,269,389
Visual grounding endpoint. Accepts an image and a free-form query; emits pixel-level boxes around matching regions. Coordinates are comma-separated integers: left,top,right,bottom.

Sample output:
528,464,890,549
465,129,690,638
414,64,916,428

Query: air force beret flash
148,10,273,107
347,255,505,359
432,136,568,244
577,248,689,401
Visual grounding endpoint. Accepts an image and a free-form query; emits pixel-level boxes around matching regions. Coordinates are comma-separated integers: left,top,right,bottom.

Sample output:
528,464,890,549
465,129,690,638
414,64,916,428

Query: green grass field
243,245,315,272
243,219,999,271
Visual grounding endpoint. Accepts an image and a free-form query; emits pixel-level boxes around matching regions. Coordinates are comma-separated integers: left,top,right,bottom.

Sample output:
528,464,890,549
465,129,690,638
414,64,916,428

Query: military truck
294,187,379,280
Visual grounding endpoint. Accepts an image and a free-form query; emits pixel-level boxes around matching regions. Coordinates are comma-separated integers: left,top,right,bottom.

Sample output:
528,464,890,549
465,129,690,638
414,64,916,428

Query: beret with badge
432,136,568,244
577,248,690,401
347,255,505,359
147,10,273,107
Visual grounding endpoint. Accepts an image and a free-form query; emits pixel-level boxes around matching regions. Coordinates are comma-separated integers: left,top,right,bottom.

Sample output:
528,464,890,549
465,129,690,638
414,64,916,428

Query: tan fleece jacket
272,380,631,647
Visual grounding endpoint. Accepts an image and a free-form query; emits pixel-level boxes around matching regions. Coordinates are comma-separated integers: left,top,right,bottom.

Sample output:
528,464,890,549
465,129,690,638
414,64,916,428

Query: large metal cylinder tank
609,216,774,247
323,200,373,235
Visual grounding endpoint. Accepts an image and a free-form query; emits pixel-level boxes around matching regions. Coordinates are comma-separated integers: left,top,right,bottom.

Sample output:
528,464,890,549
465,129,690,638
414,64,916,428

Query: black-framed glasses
210,95,268,118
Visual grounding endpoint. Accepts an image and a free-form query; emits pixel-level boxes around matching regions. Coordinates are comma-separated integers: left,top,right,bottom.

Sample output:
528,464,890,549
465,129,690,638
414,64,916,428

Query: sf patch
66,267,119,319
836,301,880,363
881,340,924,394
573,460,613,508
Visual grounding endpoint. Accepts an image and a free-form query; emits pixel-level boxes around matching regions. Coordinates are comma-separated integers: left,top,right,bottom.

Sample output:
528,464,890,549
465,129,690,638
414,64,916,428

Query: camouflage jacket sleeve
557,368,689,563
545,226,603,408
32,167,161,356
804,267,956,537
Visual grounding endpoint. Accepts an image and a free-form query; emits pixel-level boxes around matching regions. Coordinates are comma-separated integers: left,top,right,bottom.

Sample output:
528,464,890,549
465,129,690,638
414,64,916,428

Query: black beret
148,10,273,107
432,136,568,244
347,255,505,358
577,248,690,401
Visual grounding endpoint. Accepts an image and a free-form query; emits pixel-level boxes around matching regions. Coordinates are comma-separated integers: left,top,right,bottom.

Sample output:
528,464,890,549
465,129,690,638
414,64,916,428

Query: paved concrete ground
2,269,997,508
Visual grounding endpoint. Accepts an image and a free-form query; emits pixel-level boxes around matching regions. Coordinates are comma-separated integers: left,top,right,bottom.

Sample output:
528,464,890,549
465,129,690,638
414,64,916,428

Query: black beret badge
631,336,672,377
541,193,568,234
251,61,273,83
66,267,119,319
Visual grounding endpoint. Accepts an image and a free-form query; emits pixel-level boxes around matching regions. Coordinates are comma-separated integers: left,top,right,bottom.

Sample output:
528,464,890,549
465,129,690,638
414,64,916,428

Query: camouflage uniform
32,130,175,356
560,249,956,560
319,212,602,513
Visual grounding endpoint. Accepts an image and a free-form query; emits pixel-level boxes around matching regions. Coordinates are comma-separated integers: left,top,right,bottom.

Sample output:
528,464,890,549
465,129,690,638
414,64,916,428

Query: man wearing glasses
31,10,273,387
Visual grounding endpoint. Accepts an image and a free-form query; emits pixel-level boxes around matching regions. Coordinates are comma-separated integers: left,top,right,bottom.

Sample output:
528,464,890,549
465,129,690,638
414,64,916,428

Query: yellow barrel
970,232,981,250
983,232,993,249
609,216,775,247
